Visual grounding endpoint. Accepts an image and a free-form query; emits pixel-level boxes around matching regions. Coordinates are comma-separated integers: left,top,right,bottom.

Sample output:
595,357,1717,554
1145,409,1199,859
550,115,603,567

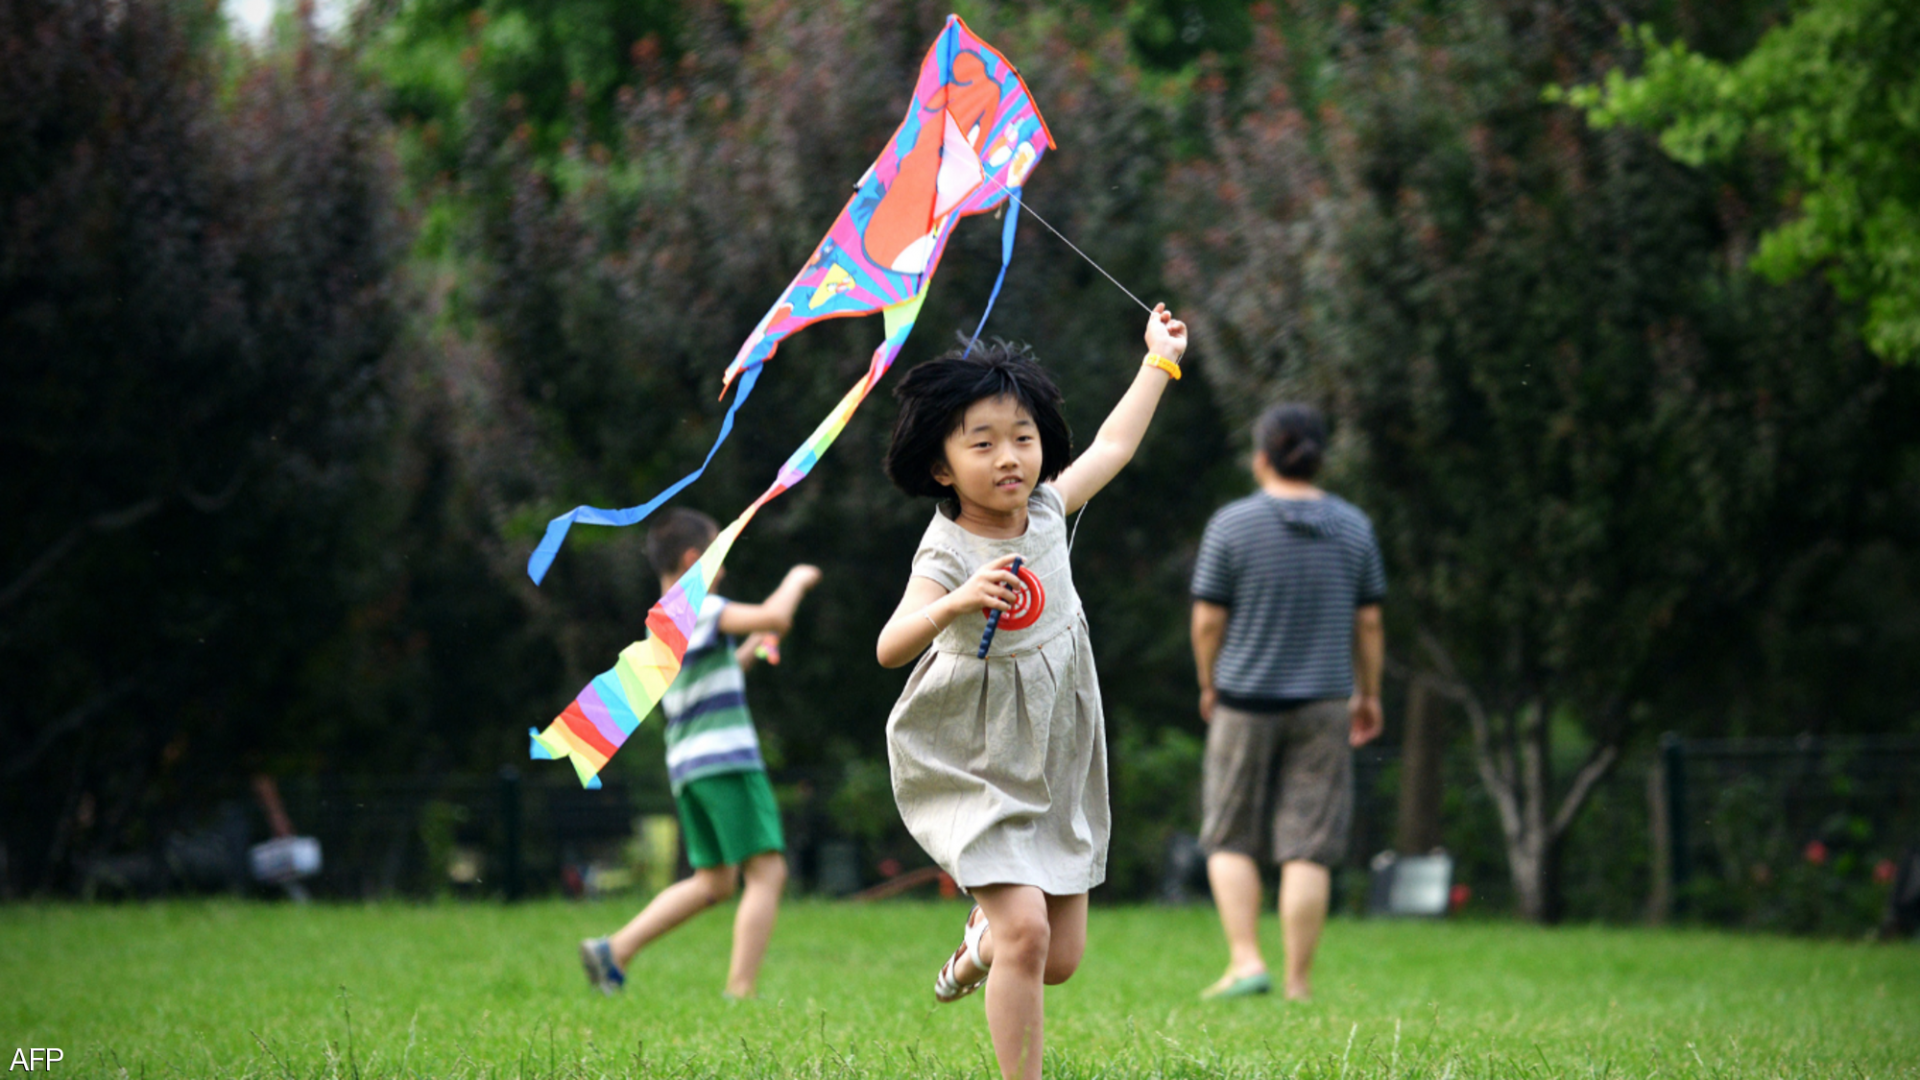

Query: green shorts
675,770,785,869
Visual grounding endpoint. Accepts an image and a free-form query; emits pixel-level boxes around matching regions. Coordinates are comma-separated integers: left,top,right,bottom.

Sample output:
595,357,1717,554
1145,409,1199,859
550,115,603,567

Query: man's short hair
645,508,719,575
1255,403,1327,481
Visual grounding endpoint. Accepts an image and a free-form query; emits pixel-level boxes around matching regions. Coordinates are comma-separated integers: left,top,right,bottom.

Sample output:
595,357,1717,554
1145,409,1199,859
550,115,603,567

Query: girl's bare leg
972,885,1049,1080
608,865,739,969
726,851,788,998
1039,891,1086,986
967,886,1088,1080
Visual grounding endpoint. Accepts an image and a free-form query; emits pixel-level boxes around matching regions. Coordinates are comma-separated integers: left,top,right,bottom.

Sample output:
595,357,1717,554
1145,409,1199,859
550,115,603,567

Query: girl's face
931,394,1042,515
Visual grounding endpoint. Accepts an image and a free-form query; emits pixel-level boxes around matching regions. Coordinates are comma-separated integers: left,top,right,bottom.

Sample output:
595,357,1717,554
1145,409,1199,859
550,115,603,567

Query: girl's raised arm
1052,304,1188,514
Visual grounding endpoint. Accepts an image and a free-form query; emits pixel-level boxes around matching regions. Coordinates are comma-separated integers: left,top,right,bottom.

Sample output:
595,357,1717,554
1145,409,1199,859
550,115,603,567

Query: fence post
1394,679,1446,855
1660,732,1689,917
1648,754,1670,924
499,766,523,902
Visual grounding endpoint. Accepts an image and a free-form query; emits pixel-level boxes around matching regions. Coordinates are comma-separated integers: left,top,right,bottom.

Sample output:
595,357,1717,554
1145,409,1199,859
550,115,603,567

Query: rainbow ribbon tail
528,600,700,789
533,301,926,788
528,728,599,787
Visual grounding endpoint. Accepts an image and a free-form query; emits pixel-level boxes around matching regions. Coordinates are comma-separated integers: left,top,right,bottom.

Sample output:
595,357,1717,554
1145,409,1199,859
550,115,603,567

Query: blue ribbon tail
526,363,763,584
964,188,1021,359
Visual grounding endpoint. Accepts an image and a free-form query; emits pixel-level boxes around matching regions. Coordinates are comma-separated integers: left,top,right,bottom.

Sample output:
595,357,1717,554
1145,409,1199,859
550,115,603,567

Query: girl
876,305,1187,1080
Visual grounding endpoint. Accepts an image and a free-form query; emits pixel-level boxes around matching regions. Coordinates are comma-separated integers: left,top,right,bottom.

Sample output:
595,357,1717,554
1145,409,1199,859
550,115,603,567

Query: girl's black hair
885,335,1073,499
1254,403,1326,480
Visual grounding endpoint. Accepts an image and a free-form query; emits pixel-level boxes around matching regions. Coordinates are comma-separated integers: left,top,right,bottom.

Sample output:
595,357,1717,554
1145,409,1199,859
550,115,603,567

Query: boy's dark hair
645,507,719,575
885,336,1073,499
1255,403,1326,480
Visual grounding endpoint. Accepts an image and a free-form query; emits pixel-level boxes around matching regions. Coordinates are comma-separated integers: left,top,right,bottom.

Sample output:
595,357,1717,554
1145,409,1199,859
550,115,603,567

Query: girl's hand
1145,302,1187,363
949,553,1024,615
877,556,1024,668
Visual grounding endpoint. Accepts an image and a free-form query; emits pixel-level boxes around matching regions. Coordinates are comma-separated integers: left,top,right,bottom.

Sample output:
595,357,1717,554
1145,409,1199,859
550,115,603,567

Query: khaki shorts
1199,699,1352,866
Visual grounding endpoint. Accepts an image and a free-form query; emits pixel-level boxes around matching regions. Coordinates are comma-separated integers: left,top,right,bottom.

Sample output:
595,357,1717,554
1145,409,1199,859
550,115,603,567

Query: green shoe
1200,971,1273,1000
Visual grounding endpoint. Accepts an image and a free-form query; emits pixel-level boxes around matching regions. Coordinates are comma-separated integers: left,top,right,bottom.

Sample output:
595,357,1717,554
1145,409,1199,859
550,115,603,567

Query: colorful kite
530,14,1053,788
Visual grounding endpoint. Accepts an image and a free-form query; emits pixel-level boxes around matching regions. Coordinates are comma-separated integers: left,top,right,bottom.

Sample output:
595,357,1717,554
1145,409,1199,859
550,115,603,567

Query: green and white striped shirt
661,596,766,794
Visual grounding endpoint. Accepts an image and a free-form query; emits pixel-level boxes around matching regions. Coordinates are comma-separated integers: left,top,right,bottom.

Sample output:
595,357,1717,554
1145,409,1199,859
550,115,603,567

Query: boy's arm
717,565,821,636
734,633,771,671
1053,304,1189,514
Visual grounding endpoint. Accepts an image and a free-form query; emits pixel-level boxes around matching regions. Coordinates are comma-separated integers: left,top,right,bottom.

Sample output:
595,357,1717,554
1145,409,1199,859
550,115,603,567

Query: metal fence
1321,734,1919,934
1654,734,1920,934
268,767,888,901
60,734,1920,931
270,771,674,900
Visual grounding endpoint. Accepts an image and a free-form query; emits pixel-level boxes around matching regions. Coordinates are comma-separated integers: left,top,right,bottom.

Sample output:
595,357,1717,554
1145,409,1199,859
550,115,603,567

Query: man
1190,403,1385,1001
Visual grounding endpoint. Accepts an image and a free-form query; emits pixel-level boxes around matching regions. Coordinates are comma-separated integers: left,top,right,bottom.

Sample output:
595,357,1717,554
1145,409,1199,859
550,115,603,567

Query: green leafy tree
1562,0,1920,363
365,0,678,180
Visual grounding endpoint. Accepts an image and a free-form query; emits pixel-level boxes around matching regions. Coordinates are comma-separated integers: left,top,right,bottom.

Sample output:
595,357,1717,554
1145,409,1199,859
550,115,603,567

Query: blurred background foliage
5,0,1917,922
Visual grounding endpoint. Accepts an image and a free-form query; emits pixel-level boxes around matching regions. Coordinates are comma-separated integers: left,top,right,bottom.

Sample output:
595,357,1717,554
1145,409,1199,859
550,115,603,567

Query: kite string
981,174,1155,316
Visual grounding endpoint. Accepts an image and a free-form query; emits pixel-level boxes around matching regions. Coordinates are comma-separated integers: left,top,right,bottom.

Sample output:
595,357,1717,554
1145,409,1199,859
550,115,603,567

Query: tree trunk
1417,631,1621,925
1508,826,1566,923
1394,678,1446,855
1509,830,1545,921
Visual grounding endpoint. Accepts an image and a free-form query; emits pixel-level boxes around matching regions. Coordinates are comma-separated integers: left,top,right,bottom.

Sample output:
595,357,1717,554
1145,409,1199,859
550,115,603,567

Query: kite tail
532,294,928,788
525,364,764,585
964,188,1022,359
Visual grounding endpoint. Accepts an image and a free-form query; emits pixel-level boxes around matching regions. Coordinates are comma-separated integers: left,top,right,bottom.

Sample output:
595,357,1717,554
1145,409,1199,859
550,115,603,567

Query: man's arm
1191,599,1229,723
718,565,821,636
1350,603,1384,746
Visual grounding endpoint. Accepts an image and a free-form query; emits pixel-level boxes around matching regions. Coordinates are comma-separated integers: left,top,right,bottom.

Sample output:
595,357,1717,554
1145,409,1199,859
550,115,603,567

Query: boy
580,508,821,999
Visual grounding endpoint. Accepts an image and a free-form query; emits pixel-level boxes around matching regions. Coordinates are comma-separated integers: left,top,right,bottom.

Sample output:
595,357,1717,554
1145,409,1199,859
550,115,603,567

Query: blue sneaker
580,937,625,995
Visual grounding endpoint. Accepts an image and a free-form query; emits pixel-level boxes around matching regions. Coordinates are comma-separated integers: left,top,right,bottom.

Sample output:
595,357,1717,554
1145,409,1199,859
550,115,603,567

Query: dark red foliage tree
1,0,405,893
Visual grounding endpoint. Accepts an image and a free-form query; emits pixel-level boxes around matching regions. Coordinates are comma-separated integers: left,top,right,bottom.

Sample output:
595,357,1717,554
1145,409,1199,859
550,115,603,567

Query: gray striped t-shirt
1191,493,1386,705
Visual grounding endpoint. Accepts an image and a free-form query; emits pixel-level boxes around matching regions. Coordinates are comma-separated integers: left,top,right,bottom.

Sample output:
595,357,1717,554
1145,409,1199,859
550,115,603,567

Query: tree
1562,0,1920,363
1,0,407,891
1166,0,1916,920
365,0,680,178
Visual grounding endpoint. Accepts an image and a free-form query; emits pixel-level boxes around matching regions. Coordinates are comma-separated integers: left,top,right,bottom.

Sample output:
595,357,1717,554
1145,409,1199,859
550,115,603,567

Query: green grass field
2,899,1915,1078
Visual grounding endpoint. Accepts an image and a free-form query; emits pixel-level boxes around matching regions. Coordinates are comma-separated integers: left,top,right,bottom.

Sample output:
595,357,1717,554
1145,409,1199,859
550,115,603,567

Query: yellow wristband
1144,353,1182,380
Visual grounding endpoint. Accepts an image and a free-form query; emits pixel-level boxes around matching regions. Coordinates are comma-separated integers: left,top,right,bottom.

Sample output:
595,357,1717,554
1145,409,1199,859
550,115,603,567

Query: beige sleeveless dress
885,483,1109,895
